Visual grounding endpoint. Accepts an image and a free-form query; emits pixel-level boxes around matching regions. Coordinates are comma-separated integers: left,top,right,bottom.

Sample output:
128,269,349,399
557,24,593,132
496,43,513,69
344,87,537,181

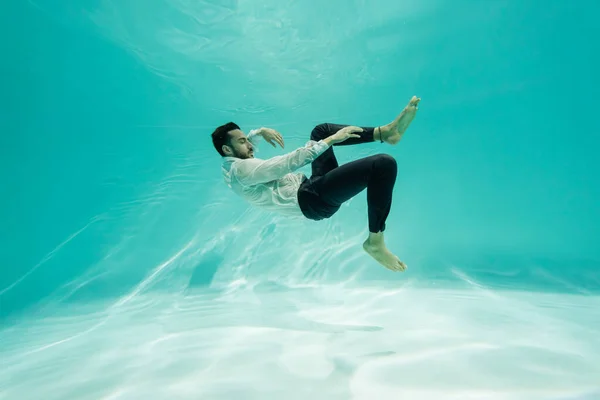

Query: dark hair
211,122,240,157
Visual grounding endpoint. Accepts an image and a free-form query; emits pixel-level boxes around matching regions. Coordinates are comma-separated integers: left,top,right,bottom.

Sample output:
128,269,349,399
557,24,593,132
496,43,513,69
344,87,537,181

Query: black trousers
297,123,397,233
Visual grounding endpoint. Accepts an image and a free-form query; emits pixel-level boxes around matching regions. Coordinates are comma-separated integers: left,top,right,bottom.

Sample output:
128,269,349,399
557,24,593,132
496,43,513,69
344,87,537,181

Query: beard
233,149,253,159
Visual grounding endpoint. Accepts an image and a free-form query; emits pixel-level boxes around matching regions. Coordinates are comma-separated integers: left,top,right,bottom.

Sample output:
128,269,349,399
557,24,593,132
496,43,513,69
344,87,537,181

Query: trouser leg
309,123,376,178
301,153,397,233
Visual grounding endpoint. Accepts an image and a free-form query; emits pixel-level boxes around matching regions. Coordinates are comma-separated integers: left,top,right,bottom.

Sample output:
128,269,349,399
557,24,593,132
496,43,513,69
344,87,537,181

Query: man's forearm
322,136,337,147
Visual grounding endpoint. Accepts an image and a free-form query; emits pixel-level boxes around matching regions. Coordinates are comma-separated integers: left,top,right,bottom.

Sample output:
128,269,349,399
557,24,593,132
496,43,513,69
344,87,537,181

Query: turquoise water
2,0,600,398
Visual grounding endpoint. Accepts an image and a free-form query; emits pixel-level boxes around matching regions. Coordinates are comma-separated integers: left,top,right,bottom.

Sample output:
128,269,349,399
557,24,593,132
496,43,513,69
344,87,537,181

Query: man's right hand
324,126,363,146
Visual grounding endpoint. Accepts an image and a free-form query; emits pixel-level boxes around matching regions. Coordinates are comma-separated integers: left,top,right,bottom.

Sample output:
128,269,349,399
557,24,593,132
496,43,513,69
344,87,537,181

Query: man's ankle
374,126,383,142
368,231,384,243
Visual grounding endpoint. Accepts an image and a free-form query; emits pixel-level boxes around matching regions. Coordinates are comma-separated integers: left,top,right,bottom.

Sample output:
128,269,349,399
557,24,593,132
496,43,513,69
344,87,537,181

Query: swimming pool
1,1,599,398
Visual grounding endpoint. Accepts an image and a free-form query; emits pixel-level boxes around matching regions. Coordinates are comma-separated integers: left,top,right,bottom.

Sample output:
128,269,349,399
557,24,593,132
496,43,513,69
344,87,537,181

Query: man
212,95,421,272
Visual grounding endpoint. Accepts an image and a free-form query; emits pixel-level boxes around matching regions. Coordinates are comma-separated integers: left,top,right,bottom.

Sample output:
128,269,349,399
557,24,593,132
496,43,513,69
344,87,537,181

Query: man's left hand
259,127,285,149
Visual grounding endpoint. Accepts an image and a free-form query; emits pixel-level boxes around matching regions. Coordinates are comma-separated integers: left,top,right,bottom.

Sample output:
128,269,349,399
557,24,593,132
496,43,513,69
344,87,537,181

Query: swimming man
212,95,421,272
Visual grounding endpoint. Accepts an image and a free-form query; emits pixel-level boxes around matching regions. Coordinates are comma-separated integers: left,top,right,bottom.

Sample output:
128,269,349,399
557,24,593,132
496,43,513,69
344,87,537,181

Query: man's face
223,129,254,159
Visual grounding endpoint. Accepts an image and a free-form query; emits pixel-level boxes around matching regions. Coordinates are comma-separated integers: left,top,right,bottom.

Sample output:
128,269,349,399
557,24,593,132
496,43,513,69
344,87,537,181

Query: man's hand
258,127,285,149
324,126,363,146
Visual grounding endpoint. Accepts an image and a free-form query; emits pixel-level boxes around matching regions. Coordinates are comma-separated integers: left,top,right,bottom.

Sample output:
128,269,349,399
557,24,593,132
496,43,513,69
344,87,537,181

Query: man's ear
222,144,231,156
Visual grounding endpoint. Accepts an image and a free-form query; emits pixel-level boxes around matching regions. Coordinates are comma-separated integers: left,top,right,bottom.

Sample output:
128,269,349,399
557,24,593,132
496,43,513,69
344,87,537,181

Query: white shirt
221,129,330,217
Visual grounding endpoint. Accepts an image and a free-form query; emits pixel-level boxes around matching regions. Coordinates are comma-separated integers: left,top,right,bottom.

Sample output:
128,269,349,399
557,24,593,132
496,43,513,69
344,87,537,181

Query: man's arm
247,127,285,150
232,125,362,186
247,129,262,145
233,140,329,186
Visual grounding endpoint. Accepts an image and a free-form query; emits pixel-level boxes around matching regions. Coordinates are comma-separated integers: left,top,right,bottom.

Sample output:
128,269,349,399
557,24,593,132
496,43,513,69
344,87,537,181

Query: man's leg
299,96,421,271
316,153,395,233
314,153,406,272
309,123,378,178
308,93,420,177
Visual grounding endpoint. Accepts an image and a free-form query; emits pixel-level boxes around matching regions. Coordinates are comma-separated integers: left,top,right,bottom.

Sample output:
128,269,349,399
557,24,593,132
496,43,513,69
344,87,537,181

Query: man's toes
398,260,407,271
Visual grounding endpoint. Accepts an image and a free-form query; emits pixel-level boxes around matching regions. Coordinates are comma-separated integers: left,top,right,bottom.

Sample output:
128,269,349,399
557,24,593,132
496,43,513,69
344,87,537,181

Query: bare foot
362,232,407,272
380,96,421,145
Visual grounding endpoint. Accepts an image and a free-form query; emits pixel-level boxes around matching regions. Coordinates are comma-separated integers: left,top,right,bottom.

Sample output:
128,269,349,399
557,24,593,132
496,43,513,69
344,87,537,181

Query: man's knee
373,154,397,170
311,123,330,141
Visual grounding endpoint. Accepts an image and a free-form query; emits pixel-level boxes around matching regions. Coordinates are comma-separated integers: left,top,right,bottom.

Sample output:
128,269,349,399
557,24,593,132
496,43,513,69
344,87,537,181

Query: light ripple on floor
1,284,599,400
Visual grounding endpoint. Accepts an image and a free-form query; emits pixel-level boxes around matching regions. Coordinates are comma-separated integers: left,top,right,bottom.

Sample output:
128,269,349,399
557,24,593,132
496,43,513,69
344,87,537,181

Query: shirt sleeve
232,140,330,186
247,129,262,150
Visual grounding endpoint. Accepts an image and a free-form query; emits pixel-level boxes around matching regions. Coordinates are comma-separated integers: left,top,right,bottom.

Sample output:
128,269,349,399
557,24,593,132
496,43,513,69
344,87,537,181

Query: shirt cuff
314,139,330,155
247,129,261,140
247,129,262,151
